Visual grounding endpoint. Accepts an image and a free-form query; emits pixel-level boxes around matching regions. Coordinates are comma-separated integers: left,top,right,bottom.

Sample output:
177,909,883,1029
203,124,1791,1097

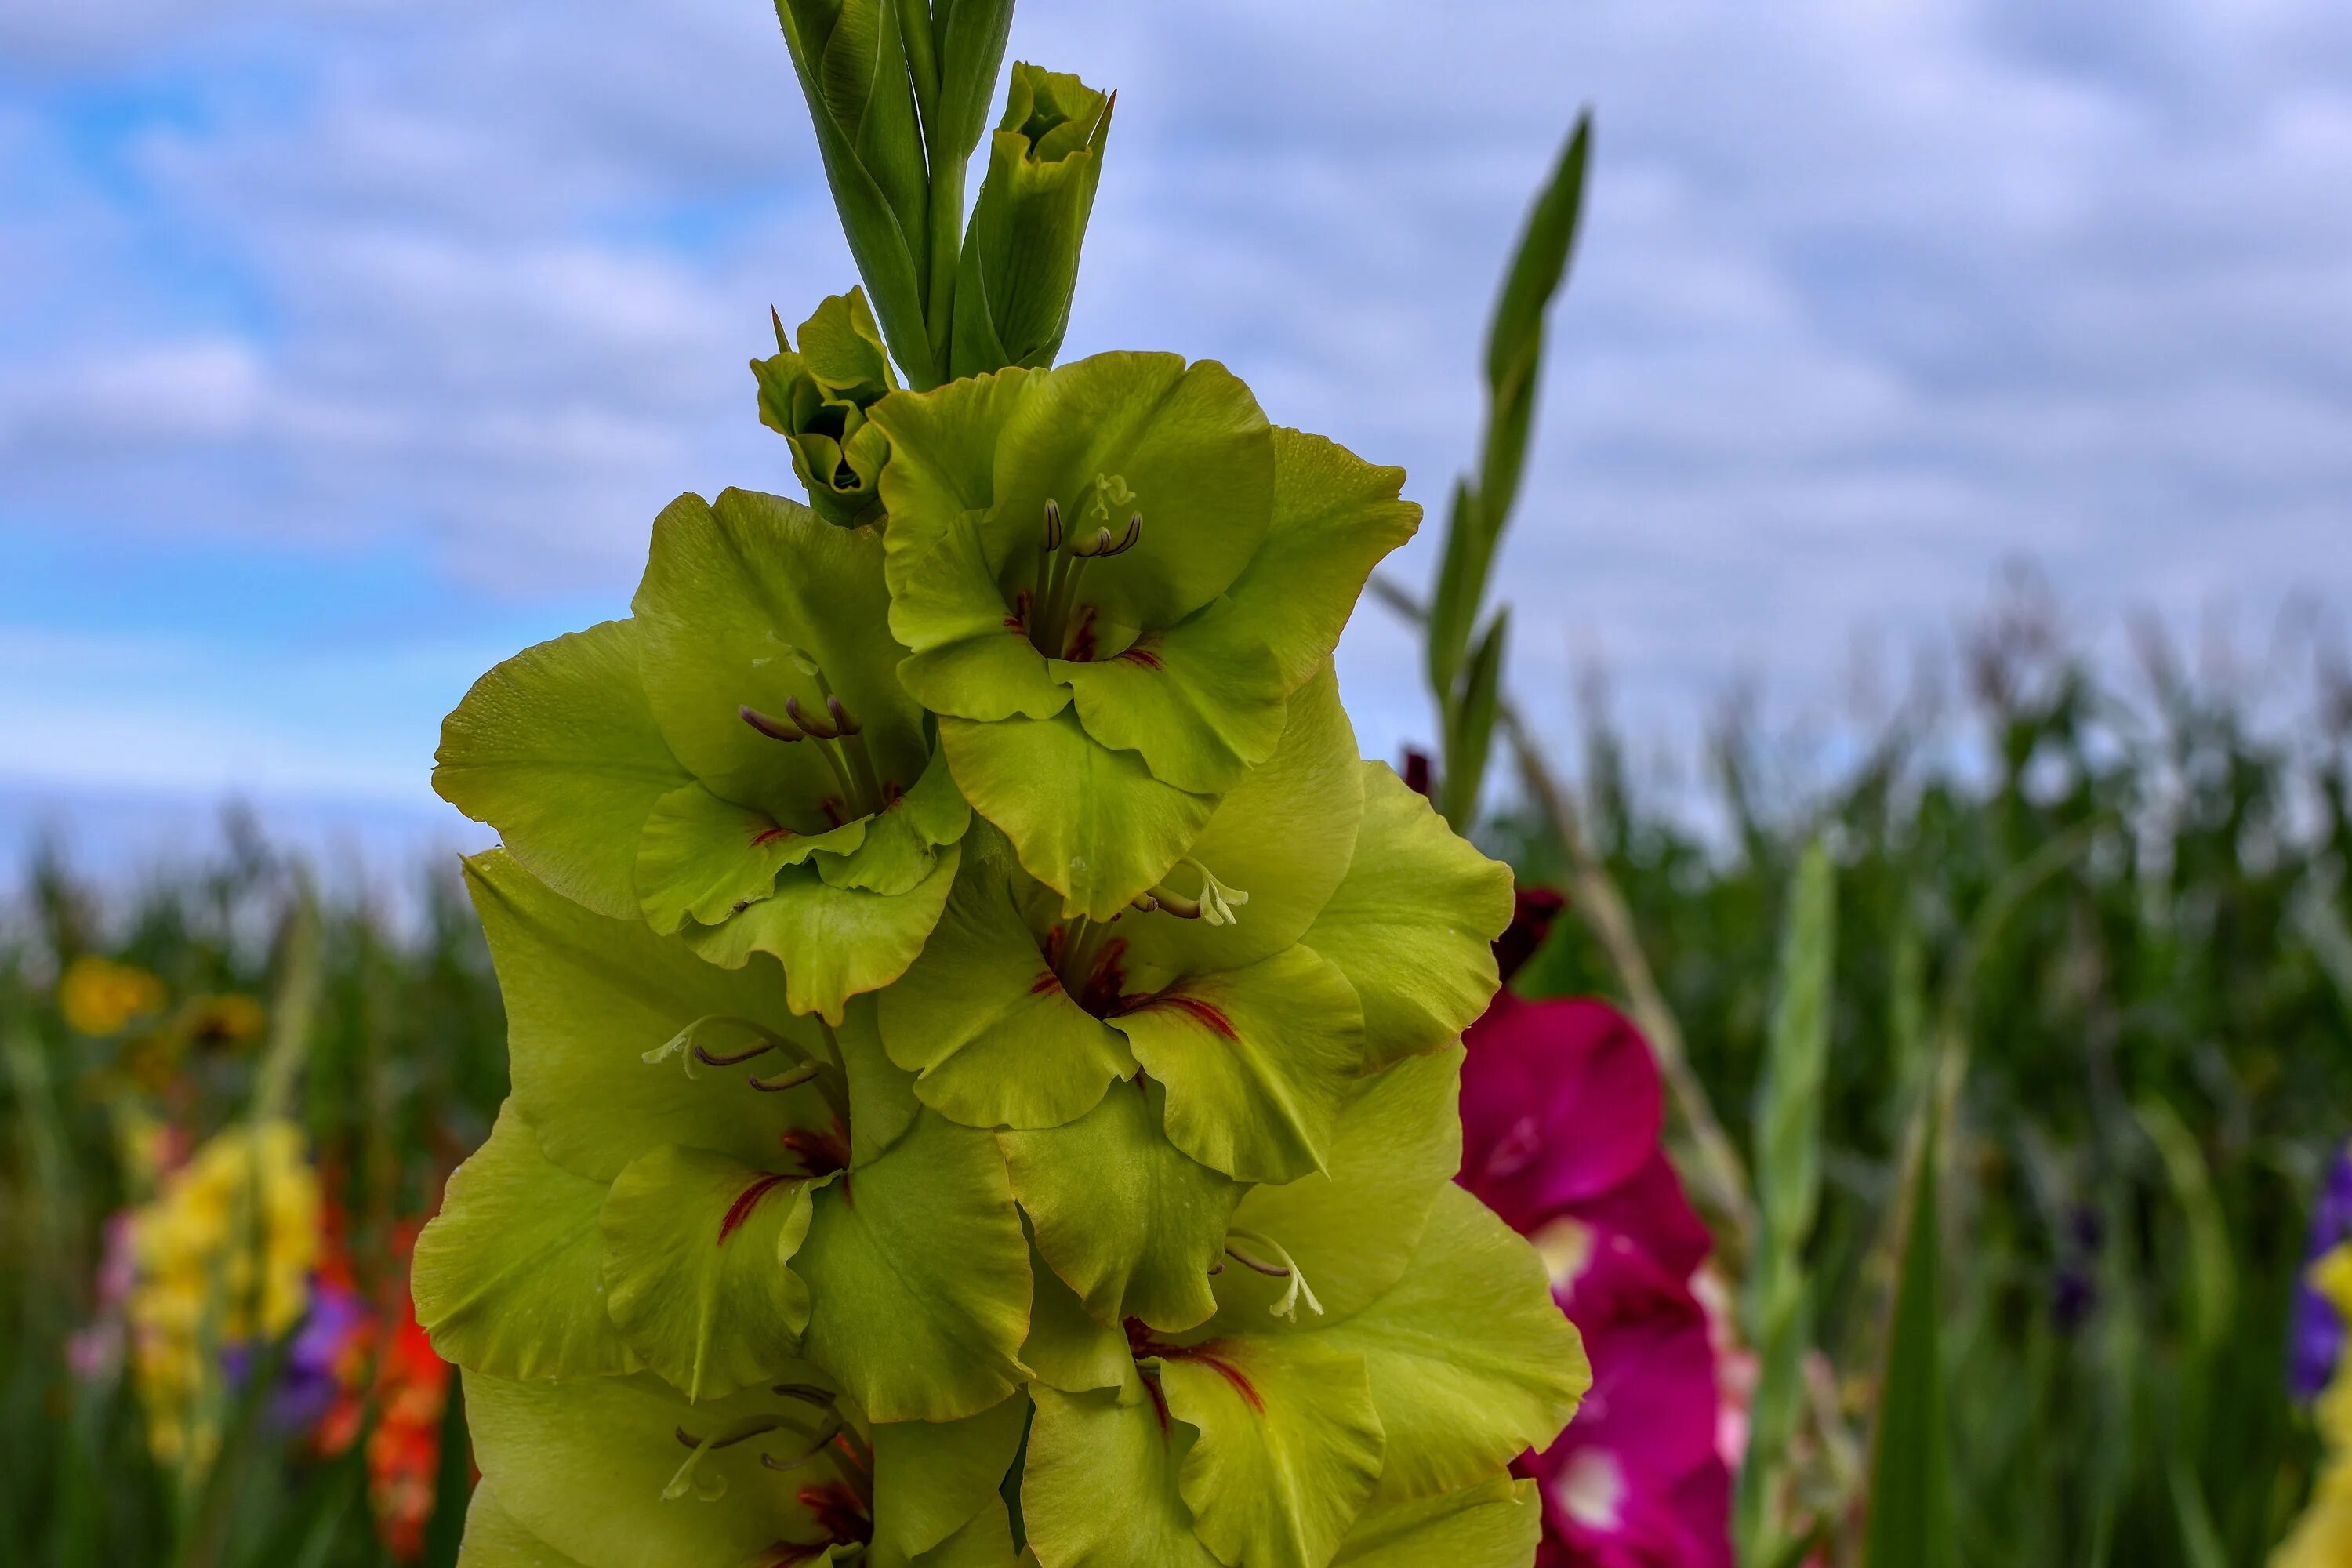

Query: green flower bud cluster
422,9,1588,1568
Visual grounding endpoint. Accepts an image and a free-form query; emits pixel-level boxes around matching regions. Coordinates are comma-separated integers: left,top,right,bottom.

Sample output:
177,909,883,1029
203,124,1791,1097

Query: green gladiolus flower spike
868,352,1421,920
755,289,900,528
436,485,971,1023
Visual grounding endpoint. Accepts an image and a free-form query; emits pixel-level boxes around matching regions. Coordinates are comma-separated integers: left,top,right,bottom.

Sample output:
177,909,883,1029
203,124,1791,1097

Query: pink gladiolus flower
1458,992,1733,1567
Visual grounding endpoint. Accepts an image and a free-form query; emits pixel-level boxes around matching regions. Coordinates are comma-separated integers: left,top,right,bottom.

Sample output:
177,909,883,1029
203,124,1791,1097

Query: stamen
825,695,860,736
644,1017,789,1078
1223,1227,1323,1322
782,695,839,740
1042,496,1063,551
742,704,806,743
1185,859,1249,927
749,1061,822,1094
665,1417,783,1501
760,1419,845,1472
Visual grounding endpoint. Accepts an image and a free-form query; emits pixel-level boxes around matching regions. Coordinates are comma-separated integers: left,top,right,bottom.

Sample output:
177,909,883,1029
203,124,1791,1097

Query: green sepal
456,1484,594,1568
1000,1076,1241,1333
754,290,899,528
797,1109,1033,1421
770,0,933,382
434,618,690,921
1109,943,1363,1184
1022,1363,1223,1568
1155,1337,1385,1568
949,64,1114,379
687,840,960,1025
464,1369,838,1568
1021,1240,1131,1395
599,1144,815,1403
1327,1476,1543,1568
1301,763,1513,1069
940,710,1214,922
877,829,1135,1130
870,1392,1030,1559
463,850,831,1183
412,1103,639,1381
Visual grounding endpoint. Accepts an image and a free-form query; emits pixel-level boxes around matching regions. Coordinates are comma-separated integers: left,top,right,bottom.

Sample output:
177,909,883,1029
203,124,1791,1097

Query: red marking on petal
1134,993,1238,1041
1117,644,1163,671
751,826,794,848
1152,1337,1265,1414
719,1174,791,1246
1029,970,1063,996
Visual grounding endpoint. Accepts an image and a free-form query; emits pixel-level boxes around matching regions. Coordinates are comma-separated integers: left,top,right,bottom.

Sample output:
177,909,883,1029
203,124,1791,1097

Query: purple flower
2292,1145,2352,1401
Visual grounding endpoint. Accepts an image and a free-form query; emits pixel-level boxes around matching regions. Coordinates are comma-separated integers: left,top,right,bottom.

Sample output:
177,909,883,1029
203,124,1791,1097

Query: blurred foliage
1500,581,2352,1564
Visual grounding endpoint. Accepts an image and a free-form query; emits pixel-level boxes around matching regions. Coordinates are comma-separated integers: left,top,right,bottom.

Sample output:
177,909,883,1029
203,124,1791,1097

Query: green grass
2,603,2347,1564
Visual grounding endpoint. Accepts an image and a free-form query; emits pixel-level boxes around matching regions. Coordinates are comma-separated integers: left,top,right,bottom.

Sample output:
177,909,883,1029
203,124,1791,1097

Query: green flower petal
1327,1476,1542,1568
412,1103,638,1381
877,835,1136,1131
999,1076,1240,1333
464,851,830,1182
1211,1046,1465,1327
633,487,924,822
797,1110,1033,1422
833,995,920,1167
1023,1364,1222,1568
600,1144,815,1403
1225,429,1421,693
1156,1337,1385,1568
457,1483,594,1568
1301,764,1513,1070
434,619,690,920
1115,662,1361,978
1305,1184,1588,1504
465,1370,837,1568
1109,943,1363,1185
982,353,1272,634
635,780,866,933
1052,597,1286,797
941,710,1215,922
1021,1243,1131,1395
813,741,971,897
688,840,961,1025
886,1504,1021,1568
869,1392,1029,1559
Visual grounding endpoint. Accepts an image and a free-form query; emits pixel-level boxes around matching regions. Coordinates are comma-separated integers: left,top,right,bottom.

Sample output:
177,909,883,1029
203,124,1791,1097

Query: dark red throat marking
751,825,794,848
719,1174,792,1245
1029,969,1064,996
1133,993,1238,1040
1117,644,1163,671
1126,1319,1265,1414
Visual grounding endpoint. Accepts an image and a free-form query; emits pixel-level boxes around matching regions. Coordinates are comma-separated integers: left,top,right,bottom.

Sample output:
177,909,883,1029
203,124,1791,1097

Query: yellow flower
2276,1244,2352,1566
182,993,267,1051
124,1120,321,1470
59,956,168,1036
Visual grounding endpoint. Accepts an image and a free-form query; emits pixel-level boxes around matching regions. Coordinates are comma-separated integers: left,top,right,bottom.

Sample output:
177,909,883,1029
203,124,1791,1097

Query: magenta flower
1458,991,1732,1568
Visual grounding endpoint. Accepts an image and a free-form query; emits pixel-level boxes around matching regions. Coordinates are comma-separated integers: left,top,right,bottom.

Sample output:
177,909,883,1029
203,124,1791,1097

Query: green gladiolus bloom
755,290,901,528
950,64,1113,379
869,352,1420,919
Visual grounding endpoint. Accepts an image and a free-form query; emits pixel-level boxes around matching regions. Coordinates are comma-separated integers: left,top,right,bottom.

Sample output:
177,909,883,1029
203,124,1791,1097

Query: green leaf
930,1,1016,165
1000,1076,1241,1333
1478,114,1590,532
1424,478,1486,720
599,1145,815,1403
1156,1336,1385,1568
877,834,1137,1130
940,710,1216,923
632,488,922,826
1110,942,1363,1185
1738,837,1836,1557
434,619,689,920
456,1484,594,1568
871,1392,1030,1559
464,1370,837,1568
463,851,829,1183
687,839,961,1025
950,64,1114,378
1300,764,1513,1070
1116,662,1363,979
1023,1363,1225,1568
1306,1184,1586,1504
1021,1243,1131,1395
1226,429,1421,695
797,1110,1033,1421
1436,608,1505,833
1211,1047,1464,1327
1863,1120,1956,1568
1327,1475,1542,1567
412,1103,638,1381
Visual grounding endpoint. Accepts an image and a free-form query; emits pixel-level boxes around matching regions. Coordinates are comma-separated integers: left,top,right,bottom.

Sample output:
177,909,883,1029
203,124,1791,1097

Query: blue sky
3,0,2349,868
